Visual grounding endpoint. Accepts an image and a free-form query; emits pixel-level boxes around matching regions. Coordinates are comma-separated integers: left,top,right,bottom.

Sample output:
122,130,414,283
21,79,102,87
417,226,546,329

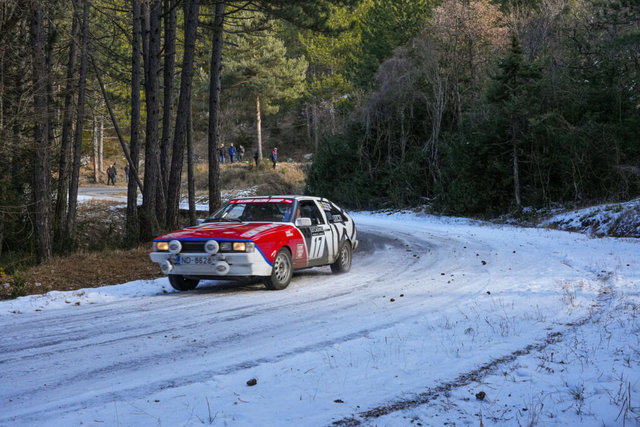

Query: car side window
299,200,325,225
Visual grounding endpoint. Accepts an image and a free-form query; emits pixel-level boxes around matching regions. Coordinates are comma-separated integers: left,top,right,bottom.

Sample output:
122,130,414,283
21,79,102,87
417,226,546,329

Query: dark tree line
308,0,640,216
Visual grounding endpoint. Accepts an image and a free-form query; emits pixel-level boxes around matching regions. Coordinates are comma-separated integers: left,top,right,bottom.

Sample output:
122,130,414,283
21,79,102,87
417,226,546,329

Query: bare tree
140,0,162,241
66,0,91,246
127,0,143,243
30,0,52,263
166,0,200,229
187,97,196,226
53,2,80,247
207,0,225,214
160,0,176,201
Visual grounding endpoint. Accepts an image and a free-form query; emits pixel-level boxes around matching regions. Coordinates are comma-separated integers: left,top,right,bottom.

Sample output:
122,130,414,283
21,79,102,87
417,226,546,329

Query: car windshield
206,200,294,223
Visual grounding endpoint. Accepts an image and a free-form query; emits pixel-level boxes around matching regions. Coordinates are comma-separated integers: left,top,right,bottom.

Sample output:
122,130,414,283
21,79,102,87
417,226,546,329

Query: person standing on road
106,165,113,185
124,163,129,183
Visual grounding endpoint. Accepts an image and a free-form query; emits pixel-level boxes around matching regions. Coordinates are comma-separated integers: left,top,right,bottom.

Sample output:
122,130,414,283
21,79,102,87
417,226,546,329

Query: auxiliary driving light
215,261,230,275
204,240,219,254
168,240,182,254
161,260,173,274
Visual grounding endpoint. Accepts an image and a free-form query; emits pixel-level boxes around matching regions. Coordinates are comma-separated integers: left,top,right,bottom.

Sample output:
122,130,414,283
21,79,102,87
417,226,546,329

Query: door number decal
309,235,325,259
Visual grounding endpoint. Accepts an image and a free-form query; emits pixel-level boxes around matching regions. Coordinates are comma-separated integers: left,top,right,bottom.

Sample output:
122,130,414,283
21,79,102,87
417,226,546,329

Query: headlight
233,242,255,252
155,241,169,251
220,241,255,252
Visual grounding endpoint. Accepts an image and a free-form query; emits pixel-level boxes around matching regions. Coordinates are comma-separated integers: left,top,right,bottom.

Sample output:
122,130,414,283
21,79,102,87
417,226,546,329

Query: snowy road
1,213,639,426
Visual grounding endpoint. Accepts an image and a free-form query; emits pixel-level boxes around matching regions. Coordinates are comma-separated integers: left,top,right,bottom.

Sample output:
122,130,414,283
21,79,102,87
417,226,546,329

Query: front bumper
149,251,273,278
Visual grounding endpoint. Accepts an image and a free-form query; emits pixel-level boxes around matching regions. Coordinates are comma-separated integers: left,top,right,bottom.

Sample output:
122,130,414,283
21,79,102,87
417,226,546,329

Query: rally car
150,196,358,291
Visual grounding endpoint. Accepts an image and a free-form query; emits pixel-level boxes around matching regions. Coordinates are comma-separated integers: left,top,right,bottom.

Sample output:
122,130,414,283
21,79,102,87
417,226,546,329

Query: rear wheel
330,242,352,273
265,248,292,290
168,275,199,291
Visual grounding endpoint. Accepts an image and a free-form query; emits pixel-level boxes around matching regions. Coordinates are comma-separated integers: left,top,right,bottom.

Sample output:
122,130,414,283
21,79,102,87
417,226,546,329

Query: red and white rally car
150,196,358,291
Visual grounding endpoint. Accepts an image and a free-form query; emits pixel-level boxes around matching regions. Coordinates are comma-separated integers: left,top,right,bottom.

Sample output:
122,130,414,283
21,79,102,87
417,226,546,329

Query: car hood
154,222,291,241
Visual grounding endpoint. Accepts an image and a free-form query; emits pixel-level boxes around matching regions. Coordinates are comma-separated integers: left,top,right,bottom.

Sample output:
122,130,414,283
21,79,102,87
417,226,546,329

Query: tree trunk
187,97,196,226
0,218,3,259
160,0,176,202
92,115,99,182
312,102,319,151
207,0,225,214
67,0,90,247
166,0,200,230
98,115,103,176
53,4,80,247
30,2,52,263
305,102,312,143
127,0,142,244
513,137,521,207
256,95,263,160
140,0,162,241
92,58,143,191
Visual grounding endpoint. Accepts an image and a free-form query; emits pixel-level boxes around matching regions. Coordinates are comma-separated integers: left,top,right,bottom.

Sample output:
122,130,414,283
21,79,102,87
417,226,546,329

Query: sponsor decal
296,244,304,259
229,198,293,204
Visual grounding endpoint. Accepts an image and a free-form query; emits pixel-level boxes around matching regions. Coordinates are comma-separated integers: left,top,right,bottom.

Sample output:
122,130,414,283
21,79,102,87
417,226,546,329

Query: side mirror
197,218,206,225
295,217,312,227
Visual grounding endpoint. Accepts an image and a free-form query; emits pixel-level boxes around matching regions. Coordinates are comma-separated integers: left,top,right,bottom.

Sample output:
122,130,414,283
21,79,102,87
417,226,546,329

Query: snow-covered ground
540,197,640,238
1,211,639,426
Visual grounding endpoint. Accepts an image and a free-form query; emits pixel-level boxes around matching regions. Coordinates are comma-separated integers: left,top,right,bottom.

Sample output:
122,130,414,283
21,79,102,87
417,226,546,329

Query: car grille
181,241,206,253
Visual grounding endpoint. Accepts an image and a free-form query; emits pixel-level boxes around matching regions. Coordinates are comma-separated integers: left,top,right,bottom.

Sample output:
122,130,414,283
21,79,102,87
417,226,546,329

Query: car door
295,200,331,266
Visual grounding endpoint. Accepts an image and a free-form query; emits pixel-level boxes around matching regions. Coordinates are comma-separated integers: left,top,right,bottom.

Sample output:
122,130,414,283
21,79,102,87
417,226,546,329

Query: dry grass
198,161,307,196
2,246,163,298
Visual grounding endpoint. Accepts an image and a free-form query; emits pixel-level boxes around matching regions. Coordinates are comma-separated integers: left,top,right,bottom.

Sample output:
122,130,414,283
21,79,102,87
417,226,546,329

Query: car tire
330,241,352,274
264,248,292,290
168,275,199,291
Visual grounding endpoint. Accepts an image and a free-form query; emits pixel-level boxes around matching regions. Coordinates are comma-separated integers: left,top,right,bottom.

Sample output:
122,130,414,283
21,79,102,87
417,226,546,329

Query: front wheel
169,275,199,291
331,242,352,274
264,248,292,290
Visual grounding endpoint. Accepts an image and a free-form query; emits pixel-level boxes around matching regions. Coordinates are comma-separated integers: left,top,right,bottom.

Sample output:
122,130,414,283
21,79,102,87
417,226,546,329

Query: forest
0,0,639,268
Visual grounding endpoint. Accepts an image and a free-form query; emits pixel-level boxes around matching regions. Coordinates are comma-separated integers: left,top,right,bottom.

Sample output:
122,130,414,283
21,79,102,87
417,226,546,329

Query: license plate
177,255,214,265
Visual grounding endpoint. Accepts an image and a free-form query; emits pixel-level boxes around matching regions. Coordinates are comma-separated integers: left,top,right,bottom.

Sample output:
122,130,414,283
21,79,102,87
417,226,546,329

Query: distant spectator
218,143,225,164
270,147,278,169
106,165,113,185
229,143,236,164
110,163,117,184
254,147,259,167
238,145,245,162
124,163,129,183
